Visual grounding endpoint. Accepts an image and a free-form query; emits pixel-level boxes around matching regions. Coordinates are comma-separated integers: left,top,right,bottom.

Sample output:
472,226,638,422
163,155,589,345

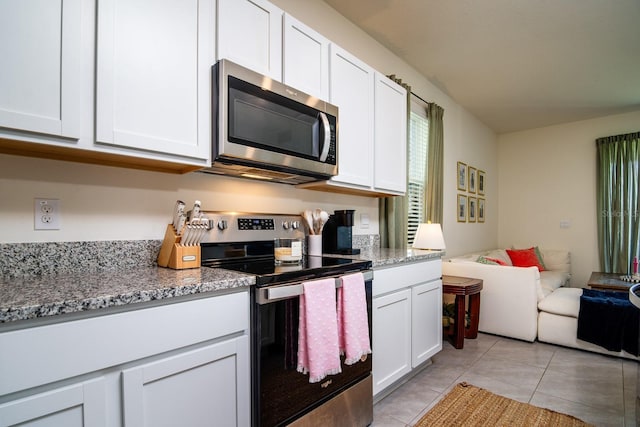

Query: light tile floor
373,333,638,427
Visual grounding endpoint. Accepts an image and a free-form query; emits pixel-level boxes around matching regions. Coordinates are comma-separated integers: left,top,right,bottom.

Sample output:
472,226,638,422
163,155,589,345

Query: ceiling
323,0,640,134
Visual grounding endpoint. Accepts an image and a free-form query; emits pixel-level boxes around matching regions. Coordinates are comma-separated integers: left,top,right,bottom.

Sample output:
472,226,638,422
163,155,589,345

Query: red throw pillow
506,247,545,271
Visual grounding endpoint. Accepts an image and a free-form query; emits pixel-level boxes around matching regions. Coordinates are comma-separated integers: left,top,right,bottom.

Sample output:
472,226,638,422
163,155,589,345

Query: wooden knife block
157,224,201,270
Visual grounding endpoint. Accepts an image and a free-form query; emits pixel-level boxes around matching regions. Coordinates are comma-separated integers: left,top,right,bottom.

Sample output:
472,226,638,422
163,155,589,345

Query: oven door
252,272,373,427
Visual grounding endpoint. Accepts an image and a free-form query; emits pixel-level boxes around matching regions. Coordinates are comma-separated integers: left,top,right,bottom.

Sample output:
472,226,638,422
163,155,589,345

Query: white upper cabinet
328,44,375,189
300,45,407,196
0,0,81,140
217,0,283,81
283,15,329,101
374,73,407,194
96,0,213,163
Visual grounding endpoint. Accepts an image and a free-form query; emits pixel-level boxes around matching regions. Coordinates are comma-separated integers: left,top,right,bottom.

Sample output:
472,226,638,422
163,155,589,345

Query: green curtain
596,131,640,274
424,103,444,224
379,75,410,249
379,195,407,249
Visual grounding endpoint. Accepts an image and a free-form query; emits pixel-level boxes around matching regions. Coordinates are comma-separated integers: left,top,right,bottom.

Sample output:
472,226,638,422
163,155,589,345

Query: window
407,100,429,246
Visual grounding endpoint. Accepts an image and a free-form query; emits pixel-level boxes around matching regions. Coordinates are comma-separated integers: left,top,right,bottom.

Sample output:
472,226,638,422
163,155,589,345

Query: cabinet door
0,0,81,140
217,0,283,80
372,289,411,396
122,336,250,427
411,279,443,367
0,378,106,427
374,73,407,194
96,0,213,162
329,45,374,189
283,15,329,100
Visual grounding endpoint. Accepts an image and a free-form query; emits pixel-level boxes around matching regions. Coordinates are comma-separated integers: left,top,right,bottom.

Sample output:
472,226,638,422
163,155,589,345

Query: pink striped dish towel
297,278,342,383
337,272,372,365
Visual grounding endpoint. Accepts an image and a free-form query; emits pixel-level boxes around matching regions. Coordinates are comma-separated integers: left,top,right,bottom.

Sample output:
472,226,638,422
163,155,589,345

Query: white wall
0,153,378,243
497,110,640,287
0,0,497,252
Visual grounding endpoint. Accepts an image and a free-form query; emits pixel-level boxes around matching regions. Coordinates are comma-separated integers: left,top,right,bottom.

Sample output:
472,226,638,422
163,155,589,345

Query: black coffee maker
322,210,360,255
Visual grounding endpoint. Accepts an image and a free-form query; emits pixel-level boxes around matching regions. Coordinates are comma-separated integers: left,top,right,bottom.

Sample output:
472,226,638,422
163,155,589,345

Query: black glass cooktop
202,254,371,287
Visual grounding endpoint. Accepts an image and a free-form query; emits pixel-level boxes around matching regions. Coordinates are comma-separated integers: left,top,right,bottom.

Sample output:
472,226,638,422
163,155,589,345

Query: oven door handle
262,270,373,302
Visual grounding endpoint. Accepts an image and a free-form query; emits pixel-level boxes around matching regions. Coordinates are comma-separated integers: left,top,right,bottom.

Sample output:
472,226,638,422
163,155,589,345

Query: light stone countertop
0,267,254,325
0,248,443,325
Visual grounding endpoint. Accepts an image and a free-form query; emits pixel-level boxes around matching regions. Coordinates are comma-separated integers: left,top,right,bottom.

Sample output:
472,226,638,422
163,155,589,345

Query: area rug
415,382,593,426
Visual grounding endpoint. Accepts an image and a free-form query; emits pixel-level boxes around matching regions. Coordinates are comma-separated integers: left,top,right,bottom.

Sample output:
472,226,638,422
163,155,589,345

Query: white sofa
442,248,571,342
443,248,639,360
538,287,638,359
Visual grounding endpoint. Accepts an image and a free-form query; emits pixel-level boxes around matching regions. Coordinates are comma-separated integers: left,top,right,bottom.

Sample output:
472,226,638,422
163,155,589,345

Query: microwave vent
198,161,327,185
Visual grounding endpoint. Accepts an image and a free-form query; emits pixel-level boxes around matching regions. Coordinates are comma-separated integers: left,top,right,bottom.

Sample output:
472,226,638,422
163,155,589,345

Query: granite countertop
0,267,254,325
361,247,444,268
0,248,443,326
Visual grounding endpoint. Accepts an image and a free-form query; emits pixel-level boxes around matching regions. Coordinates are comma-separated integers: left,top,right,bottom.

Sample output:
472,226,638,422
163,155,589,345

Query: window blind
407,108,429,245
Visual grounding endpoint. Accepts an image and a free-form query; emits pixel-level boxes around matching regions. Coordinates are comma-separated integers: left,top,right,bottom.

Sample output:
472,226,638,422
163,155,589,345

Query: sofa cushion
540,271,570,294
448,253,482,263
477,256,507,266
540,249,571,274
485,249,513,266
538,287,583,317
506,247,546,271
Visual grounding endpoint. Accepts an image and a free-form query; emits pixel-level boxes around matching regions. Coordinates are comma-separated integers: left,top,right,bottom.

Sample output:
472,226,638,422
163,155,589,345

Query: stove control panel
199,211,305,243
238,218,275,230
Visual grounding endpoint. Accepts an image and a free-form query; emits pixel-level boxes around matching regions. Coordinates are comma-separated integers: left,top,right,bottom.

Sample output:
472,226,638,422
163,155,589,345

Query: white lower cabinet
0,378,106,427
0,291,250,427
372,258,442,397
372,288,412,395
411,280,443,367
122,337,249,427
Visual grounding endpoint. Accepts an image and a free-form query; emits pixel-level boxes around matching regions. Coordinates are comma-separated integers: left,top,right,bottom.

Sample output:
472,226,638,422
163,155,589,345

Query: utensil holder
307,235,322,256
157,224,201,269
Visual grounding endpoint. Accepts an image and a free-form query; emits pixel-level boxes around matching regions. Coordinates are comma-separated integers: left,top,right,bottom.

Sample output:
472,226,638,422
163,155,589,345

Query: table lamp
412,223,446,250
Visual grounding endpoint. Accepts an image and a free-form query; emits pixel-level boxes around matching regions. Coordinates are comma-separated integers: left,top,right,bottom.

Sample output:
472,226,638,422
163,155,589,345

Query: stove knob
291,220,300,230
217,220,228,230
282,221,290,230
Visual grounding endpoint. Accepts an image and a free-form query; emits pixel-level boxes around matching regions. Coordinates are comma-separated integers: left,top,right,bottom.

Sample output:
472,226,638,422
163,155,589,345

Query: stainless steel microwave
201,59,338,185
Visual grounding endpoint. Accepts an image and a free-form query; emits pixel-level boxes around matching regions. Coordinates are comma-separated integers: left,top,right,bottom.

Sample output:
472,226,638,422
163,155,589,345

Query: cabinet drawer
374,259,442,297
0,291,248,396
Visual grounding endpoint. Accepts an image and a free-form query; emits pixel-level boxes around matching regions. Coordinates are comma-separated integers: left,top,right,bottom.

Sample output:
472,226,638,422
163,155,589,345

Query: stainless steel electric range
199,212,373,427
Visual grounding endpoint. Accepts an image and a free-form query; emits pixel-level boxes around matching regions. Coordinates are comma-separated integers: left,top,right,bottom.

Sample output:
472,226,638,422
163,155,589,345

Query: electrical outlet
34,198,61,230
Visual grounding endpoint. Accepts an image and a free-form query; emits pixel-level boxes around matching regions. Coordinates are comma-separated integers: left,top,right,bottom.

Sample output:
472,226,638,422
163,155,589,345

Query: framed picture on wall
468,166,477,193
478,198,485,222
468,196,477,222
457,162,467,191
478,170,486,196
457,194,467,222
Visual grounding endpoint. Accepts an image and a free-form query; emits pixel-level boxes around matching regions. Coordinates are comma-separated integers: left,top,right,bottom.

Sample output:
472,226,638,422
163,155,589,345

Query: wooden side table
588,271,635,292
442,275,483,349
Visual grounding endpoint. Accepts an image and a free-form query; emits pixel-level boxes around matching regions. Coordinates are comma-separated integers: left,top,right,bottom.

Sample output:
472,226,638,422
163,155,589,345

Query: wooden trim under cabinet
0,138,202,174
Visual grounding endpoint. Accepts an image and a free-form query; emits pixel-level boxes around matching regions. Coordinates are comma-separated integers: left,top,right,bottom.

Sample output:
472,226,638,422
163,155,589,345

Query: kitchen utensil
172,200,185,230
319,210,329,232
303,210,315,234
313,209,321,234
188,200,202,222
176,214,186,236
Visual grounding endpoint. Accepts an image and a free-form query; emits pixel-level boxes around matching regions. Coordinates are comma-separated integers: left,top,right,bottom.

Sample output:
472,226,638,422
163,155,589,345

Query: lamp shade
412,223,446,250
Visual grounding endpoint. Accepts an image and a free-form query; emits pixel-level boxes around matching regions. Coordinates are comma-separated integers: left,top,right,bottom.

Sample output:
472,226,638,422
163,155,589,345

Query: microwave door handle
318,112,331,162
